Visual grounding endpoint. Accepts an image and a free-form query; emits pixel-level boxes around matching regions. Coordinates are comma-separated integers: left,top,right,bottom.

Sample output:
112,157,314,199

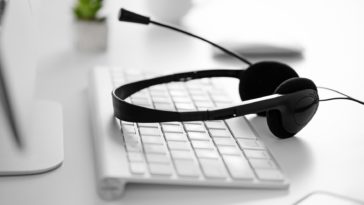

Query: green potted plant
73,0,107,51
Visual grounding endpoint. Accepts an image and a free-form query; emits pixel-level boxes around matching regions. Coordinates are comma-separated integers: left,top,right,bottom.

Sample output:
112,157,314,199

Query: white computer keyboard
90,66,289,200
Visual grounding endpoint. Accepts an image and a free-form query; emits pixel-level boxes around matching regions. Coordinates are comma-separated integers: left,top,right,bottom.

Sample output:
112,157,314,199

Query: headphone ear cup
266,110,292,138
267,77,319,138
239,61,299,116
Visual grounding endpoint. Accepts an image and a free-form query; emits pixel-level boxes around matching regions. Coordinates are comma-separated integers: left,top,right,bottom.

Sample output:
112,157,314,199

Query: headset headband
112,69,316,123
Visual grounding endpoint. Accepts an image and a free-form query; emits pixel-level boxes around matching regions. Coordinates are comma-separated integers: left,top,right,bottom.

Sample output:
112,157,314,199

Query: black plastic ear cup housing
239,61,298,116
267,78,319,138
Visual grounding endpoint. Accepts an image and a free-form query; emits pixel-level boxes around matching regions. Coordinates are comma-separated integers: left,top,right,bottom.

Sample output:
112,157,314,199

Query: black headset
112,9,362,139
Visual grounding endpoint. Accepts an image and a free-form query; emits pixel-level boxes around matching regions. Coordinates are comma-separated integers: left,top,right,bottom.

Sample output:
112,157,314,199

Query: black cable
318,86,364,105
318,86,352,98
150,20,253,66
320,97,364,105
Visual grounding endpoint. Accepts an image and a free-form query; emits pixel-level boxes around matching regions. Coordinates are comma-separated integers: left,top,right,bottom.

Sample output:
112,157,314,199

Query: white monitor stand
0,0,63,175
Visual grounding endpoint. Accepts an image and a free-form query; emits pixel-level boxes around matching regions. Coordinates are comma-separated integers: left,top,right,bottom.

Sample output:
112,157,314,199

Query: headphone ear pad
239,61,299,116
239,61,299,101
266,110,292,138
267,77,318,138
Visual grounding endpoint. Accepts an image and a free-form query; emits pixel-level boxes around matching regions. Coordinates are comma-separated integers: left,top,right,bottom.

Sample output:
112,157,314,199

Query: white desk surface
1,0,364,204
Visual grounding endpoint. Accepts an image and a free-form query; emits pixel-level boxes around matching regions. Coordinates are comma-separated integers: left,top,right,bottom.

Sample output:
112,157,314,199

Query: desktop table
1,0,364,204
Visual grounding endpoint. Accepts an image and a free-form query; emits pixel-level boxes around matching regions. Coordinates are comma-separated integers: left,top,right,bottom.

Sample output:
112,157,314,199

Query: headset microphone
113,8,363,139
118,9,252,66
118,9,151,25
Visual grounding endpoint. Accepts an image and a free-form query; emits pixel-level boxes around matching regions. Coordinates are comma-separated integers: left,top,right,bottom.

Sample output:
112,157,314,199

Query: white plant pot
74,20,108,51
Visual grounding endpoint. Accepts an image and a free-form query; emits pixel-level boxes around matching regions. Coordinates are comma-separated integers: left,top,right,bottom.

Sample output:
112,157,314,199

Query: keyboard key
124,134,140,143
161,121,181,125
167,141,190,150
215,102,233,107
121,121,134,126
197,106,211,111
244,150,270,159
146,153,170,163
183,121,203,125
191,140,214,149
125,138,140,146
162,124,183,133
144,144,167,154
168,82,185,90
127,152,144,162
188,89,204,95
130,96,149,102
129,162,146,174
165,133,188,141
255,169,284,181
208,88,225,96
200,78,212,85
172,96,192,103
141,135,164,144
205,121,226,129
185,124,206,132
237,139,265,149
174,160,200,177
195,149,219,159
222,155,254,180
211,94,231,103
134,102,154,109
125,142,142,152
170,90,188,97
150,90,169,97
249,159,277,169
188,132,210,141
151,96,171,103
154,103,175,111
199,159,227,179
187,79,204,85
226,118,257,139
131,99,152,107
138,123,159,128
195,101,214,108
213,138,236,146
149,84,167,91
139,127,161,136
170,150,195,160
175,102,195,111
210,129,231,138
131,92,148,99
149,163,173,176
191,95,210,101
177,107,196,112
122,124,136,134
217,146,241,155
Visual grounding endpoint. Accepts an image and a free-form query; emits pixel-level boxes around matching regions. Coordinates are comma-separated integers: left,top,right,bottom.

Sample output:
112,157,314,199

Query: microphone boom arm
118,8,252,66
